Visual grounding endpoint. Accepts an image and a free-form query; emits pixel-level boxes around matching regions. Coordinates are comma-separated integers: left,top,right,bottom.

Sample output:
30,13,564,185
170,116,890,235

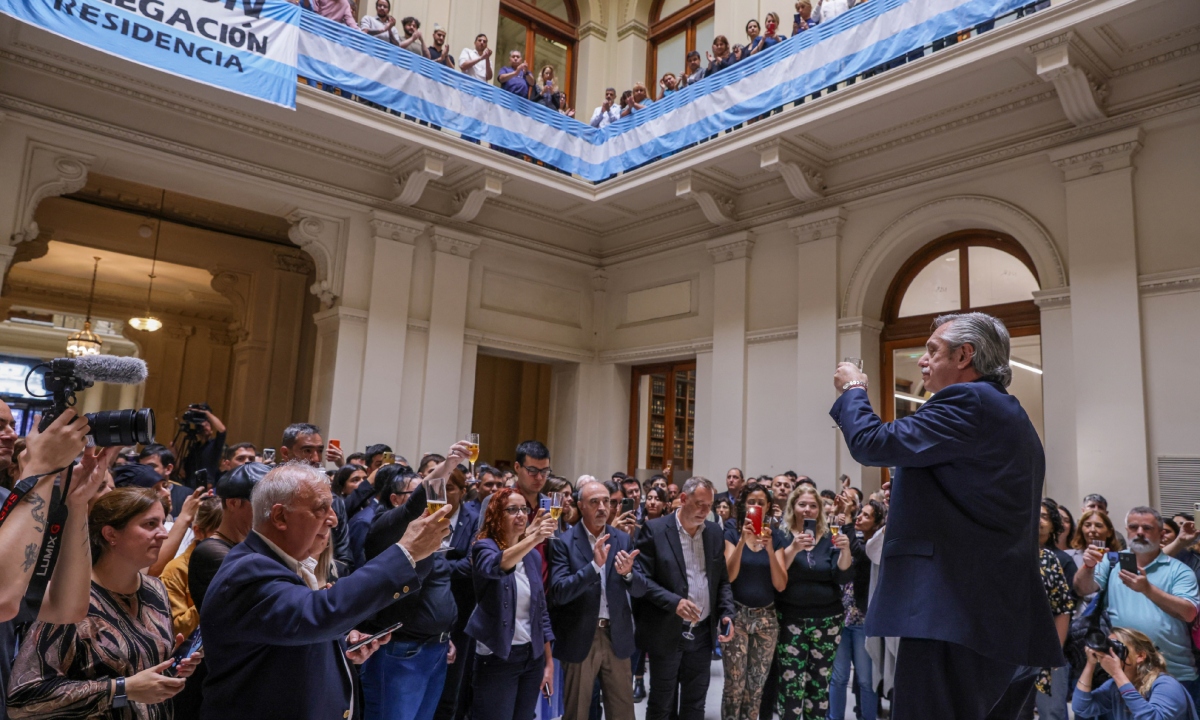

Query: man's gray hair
1082,493,1108,509
281,422,321,449
1126,506,1164,529
681,476,714,495
932,312,1012,388
251,462,329,524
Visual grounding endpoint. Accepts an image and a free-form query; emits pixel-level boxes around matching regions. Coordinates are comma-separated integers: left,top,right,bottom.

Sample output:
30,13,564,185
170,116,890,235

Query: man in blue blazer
831,312,1064,720
634,476,735,720
548,479,647,720
200,462,452,720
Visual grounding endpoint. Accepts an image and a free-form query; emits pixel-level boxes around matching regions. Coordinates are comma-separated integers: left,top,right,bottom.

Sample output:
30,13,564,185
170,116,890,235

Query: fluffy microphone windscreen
70,355,149,385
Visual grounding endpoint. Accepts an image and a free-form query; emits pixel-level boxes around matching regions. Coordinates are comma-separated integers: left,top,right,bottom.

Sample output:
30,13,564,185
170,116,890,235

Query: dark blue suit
199,532,421,720
832,380,1063,720
433,501,481,720
466,539,555,720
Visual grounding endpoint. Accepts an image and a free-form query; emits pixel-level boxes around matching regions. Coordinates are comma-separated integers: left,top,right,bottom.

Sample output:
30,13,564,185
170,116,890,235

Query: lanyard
0,465,70,527
10,464,75,626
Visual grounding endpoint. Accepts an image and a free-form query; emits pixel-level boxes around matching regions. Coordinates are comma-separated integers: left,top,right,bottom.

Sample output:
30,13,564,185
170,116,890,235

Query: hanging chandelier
66,256,103,357
129,191,165,332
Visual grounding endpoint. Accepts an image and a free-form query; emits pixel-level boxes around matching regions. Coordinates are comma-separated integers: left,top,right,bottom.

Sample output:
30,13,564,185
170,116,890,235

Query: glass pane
668,369,695,480
655,30,687,92
968,246,1040,307
497,15,528,67
533,33,569,95
1009,334,1044,441
657,0,689,20
892,347,930,421
637,373,668,471
898,250,962,318
535,0,571,22
695,15,715,61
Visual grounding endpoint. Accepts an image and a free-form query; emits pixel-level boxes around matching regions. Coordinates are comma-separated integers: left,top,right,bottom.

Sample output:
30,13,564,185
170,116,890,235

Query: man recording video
174,404,226,488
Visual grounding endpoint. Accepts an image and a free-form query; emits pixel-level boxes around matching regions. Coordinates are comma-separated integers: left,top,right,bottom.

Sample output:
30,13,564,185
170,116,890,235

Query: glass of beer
549,491,564,521
427,477,448,520
466,433,480,474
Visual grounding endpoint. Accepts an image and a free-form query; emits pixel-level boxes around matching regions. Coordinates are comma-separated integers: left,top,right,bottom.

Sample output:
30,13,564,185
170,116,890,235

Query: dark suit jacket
466,538,555,661
633,512,734,655
832,380,1064,668
446,501,480,633
547,523,647,663
199,532,421,720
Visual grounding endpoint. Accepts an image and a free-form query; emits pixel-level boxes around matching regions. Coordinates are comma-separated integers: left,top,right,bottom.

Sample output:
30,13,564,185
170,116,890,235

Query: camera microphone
58,355,149,385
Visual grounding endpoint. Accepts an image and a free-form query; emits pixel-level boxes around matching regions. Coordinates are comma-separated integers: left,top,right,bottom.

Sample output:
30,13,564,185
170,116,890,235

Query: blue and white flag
0,0,301,107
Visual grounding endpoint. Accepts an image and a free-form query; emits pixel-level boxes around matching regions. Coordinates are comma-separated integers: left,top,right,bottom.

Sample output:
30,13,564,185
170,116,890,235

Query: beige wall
470,353,552,468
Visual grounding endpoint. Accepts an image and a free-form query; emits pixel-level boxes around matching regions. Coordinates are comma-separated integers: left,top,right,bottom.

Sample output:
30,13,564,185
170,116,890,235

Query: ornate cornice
1139,268,1200,298
1109,41,1200,78
675,172,735,226
758,140,825,202
706,231,754,263
1032,287,1070,309
1047,126,1143,181
578,21,608,41
1032,32,1108,127
599,337,713,364
789,207,847,245
837,316,885,334
616,20,648,42
430,226,481,258
368,209,427,243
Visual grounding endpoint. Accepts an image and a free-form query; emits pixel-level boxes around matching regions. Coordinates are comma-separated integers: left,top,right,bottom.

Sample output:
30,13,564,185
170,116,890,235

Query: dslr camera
181,403,211,434
33,356,155,447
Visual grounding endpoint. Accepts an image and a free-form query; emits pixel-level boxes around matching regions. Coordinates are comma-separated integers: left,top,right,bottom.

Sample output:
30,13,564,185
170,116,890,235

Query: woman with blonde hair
772,486,854,719
1074,627,1198,719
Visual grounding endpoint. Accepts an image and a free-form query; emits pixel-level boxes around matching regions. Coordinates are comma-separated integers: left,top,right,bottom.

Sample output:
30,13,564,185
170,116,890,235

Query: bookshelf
628,361,696,478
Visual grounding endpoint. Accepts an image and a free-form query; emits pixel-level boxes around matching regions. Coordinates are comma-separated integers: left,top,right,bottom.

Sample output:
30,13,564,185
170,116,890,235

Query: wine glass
426,476,448,521
843,357,864,371
549,492,564,522
466,433,480,476
682,621,696,640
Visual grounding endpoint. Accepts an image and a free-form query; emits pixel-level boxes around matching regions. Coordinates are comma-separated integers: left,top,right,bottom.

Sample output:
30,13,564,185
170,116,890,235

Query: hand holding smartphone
348,621,403,653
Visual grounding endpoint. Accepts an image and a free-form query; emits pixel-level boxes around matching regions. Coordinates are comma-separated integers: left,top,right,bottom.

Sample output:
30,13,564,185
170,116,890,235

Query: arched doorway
880,230,1044,432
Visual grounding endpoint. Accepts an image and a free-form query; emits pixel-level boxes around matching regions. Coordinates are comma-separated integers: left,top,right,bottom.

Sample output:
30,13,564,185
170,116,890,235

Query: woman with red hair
467,488,559,720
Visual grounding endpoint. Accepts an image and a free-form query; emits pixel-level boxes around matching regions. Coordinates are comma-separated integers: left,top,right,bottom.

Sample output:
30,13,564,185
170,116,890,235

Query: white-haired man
200,462,452,720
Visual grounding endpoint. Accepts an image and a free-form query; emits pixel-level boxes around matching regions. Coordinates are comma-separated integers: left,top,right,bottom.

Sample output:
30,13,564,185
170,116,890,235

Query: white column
458,340,479,441
310,306,369,450
1034,289,1078,507
1047,127,1149,514
418,226,479,454
836,316,884,494
693,351,714,481
790,208,845,487
356,211,425,449
706,231,754,476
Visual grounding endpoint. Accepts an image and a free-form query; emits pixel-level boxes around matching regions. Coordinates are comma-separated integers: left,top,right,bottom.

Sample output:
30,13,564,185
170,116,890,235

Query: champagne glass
844,357,864,371
466,433,480,476
427,476,448,520
549,491,564,522
682,621,696,641
830,524,841,538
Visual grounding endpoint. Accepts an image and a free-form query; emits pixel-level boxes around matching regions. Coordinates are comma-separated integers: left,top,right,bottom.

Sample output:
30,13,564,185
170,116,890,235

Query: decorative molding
1032,287,1070,309
464,328,596,363
675,172,735,225
1032,33,1108,127
747,326,798,344
837,316,885,334
208,269,251,323
757,140,825,202
450,170,507,223
1047,126,1143,181
164,324,196,341
272,250,312,275
578,21,608,41
599,337,713,364
208,327,245,345
11,140,92,244
1095,23,1200,58
286,209,348,308
1139,268,1200,298
706,231,754,263
789,207,847,245
1109,41,1200,78
616,20,648,41
313,305,369,326
369,209,427,243
591,269,608,292
392,150,446,206
430,225,481,258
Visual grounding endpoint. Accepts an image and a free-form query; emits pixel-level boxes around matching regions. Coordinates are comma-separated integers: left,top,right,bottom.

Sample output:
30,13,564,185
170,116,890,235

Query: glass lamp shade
128,315,163,332
66,320,103,357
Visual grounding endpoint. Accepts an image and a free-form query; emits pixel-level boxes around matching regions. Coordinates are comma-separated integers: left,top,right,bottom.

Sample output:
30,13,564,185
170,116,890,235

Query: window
647,0,714,99
498,0,578,105
628,361,696,480
881,230,1043,432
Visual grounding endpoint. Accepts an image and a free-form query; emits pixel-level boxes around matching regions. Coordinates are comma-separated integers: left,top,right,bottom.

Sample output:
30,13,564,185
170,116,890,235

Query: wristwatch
113,677,128,708
841,380,868,392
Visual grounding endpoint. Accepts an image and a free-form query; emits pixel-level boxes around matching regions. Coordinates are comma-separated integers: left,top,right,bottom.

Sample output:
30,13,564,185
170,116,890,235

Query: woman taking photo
468,488,558,720
828,499,885,720
1073,627,1198,720
773,486,853,720
9,488,201,719
721,482,786,720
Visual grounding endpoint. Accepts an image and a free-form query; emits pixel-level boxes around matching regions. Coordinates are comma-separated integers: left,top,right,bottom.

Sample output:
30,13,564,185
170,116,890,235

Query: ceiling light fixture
66,256,103,357
129,190,165,333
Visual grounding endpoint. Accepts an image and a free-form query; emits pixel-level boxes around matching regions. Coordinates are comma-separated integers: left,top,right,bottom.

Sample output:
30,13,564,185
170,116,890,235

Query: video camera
31,356,155,446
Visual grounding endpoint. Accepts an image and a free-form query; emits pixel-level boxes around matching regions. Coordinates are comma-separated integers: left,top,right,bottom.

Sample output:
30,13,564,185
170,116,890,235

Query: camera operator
176,405,226,488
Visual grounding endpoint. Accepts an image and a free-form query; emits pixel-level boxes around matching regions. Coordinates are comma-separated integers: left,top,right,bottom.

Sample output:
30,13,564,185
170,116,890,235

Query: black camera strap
14,464,74,626
0,465,71,528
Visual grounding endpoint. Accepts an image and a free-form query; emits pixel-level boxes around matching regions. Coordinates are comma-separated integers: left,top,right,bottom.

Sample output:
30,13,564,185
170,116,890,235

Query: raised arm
832,384,981,468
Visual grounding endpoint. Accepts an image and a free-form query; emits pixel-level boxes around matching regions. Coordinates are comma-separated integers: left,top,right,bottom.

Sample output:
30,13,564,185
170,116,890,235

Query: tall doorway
628,361,696,481
471,353,553,471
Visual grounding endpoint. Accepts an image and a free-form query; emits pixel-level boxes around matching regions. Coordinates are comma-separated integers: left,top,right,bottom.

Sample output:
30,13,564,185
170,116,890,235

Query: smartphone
803,518,817,536
164,630,203,677
347,621,403,653
542,682,553,700
539,496,552,513
1118,553,1139,575
262,448,276,464
721,618,732,637
621,498,636,515
747,505,764,536
329,439,341,452
382,451,395,465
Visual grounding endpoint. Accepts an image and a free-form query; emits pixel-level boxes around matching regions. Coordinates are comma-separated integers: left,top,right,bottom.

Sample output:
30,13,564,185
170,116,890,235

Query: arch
842,195,1065,321
622,0,657,27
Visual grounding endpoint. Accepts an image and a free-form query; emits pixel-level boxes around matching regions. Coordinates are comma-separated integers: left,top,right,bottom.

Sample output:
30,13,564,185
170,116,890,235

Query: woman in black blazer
466,488,558,720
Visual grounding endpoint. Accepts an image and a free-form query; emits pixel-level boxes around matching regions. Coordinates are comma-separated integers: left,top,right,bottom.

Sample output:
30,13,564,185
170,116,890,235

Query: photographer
175,404,226,488
1073,627,1197,720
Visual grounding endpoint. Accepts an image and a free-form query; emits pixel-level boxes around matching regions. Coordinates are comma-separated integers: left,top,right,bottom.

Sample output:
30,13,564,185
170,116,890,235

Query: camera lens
85,408,156,447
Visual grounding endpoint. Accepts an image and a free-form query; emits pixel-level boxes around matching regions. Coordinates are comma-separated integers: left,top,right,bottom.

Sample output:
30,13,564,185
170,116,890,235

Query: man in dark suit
548,479,647,720
831,312,1064,720
635,476,735,720
200,462,452,720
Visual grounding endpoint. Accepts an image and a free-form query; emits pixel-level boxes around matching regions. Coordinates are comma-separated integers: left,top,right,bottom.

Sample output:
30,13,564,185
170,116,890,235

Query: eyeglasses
504,506,532,517
521,465,552,478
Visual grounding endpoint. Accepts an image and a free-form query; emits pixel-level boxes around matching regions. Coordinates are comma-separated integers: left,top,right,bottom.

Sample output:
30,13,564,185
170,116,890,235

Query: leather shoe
632,678,646,703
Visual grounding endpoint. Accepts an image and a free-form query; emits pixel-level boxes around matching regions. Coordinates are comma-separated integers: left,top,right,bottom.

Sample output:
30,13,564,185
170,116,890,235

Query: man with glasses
476,441,551,537
1074,506,1200,704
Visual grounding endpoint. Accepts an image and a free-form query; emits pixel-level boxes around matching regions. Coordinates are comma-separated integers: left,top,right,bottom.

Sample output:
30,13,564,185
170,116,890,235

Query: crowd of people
0,407,1197,720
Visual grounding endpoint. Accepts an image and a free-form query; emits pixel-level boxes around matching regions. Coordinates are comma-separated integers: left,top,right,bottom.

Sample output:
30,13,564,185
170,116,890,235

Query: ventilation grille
1158,456,1200,516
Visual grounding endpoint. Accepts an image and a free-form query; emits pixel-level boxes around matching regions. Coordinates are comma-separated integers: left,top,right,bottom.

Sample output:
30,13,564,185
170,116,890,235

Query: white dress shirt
590,105,620,129
675,511,710,622
584,526,610,620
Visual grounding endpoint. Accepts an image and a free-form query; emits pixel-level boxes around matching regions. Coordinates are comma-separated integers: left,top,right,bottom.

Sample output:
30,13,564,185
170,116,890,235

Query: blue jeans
828,624,877,720
362,638,450,720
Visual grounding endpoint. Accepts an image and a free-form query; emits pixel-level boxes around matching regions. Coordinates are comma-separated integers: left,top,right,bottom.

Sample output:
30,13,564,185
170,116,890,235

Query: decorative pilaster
706,230,754,473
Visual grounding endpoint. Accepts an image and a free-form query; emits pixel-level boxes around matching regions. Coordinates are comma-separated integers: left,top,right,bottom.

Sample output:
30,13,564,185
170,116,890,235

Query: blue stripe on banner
298,0,1027,180
0,0,299,107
